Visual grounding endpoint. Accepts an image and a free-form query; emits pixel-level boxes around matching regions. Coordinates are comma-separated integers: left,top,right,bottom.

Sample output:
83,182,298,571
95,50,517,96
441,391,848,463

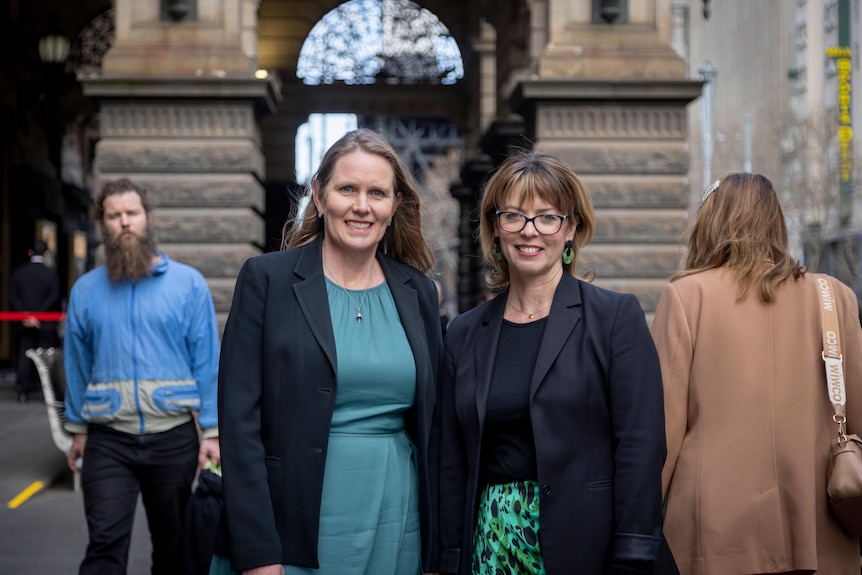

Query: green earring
562,240,574,265
492,237,503,261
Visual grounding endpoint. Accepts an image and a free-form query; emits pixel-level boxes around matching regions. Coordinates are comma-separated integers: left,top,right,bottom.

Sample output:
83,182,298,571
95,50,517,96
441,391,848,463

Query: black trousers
79,420,199,575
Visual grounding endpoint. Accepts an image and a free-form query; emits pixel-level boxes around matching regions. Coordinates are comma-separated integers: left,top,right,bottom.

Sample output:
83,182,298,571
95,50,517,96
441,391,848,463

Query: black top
480,317,546,485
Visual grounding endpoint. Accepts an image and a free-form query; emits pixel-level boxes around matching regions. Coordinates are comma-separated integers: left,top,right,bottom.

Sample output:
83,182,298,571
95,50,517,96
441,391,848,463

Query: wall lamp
38,30,70,64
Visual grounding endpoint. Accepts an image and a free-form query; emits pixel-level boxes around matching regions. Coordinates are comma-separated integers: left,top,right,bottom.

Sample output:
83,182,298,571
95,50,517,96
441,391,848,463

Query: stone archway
37,0,701,328
261,0,470,311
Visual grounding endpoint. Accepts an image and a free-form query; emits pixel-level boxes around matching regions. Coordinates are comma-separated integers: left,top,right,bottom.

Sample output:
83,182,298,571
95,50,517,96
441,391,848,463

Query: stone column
102,0,258,77
511,80,701,314
472,19,498,145
83,79,280,327
452,156,494,312
82,0,280,328
492,0,702,316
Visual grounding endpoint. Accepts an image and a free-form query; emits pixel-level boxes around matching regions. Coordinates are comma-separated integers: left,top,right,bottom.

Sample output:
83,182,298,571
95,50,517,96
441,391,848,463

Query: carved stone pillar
103,0,257,77
80,0,279,328
452,155,494,313
511,80,702,314
83,77,280,327
472,19,498,141
472,0,703,316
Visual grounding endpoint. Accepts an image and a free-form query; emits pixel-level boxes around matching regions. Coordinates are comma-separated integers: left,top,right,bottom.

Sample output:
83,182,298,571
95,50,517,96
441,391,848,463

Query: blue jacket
64,252,219,437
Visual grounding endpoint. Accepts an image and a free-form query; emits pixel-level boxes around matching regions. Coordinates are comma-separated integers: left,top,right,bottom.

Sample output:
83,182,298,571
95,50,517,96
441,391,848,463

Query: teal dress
211,279,421,575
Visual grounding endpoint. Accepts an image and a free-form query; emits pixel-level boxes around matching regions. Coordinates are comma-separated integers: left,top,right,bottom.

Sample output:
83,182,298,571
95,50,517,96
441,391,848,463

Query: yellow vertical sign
827,46,853,224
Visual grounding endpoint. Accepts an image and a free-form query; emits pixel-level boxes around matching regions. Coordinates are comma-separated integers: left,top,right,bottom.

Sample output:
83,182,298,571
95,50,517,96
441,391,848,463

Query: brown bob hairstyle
676,171,806,302
479,151,595,289
282,128,434,274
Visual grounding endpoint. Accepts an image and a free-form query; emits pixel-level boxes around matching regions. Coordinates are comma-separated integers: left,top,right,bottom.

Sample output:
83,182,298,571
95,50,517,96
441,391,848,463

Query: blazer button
541,483,551,496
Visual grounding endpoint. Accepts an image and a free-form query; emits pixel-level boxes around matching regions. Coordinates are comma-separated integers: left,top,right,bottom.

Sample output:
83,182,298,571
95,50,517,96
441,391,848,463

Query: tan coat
651,267,862,575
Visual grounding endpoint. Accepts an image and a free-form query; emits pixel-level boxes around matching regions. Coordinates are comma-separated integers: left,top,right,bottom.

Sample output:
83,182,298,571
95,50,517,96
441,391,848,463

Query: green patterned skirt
472,480,547,575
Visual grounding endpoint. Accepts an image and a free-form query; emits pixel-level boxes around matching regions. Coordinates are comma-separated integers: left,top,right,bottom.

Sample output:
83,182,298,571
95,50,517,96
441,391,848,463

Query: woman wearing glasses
437,151,669,575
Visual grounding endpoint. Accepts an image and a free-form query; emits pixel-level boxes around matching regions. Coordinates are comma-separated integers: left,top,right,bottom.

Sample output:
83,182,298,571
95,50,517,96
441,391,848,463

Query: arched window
297,0,464,86
66,9,115,76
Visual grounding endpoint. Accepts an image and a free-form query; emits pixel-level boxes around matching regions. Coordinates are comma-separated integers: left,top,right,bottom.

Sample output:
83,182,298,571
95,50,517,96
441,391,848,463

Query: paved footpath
0,372,151,575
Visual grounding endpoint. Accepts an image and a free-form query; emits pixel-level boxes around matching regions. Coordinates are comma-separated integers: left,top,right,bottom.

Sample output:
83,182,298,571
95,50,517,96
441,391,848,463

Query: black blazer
10,260,60,313
438,274,666,575
10,260,61,339
216,238,443,571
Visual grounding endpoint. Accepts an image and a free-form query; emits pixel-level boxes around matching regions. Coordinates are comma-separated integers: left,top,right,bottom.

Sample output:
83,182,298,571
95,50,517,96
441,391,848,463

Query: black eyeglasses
495,210,568,235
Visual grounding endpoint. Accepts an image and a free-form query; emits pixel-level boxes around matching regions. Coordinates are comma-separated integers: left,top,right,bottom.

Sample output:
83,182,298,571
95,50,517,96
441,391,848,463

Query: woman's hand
243,565,284,575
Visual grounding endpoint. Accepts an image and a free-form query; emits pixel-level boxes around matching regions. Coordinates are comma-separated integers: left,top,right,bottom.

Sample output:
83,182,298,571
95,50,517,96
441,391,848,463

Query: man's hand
22,316,41,329
198,437,220,470
67,433,86,473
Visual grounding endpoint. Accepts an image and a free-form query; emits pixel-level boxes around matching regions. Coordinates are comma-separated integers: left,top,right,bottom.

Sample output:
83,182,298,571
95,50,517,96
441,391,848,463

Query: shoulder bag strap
817,274,849,440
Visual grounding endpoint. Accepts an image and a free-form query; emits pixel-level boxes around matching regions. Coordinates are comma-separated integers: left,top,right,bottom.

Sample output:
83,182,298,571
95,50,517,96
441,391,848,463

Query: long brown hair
675,171,805,302
282,129,434,273
479,151,595,289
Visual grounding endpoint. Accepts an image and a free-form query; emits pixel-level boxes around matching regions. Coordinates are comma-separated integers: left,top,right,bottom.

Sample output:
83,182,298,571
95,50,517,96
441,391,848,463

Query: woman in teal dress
211,129,443,575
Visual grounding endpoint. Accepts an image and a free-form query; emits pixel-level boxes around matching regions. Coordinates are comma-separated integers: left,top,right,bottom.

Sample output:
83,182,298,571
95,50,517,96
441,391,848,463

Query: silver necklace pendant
322,252,374,326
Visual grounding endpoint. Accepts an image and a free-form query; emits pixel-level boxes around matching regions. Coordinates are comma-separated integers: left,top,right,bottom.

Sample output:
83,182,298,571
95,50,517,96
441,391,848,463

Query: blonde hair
479,151,595,289
675,171,805,302
282,129,434,273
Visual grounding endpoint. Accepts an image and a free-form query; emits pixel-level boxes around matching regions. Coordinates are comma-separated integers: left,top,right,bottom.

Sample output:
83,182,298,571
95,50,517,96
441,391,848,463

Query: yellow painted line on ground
7,481,45,509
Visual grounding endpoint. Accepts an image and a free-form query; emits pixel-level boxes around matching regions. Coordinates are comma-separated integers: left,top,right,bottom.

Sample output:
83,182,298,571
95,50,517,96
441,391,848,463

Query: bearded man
63,178,220,575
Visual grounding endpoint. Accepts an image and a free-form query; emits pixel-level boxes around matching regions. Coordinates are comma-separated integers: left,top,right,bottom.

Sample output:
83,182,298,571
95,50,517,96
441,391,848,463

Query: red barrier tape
0,312,66,322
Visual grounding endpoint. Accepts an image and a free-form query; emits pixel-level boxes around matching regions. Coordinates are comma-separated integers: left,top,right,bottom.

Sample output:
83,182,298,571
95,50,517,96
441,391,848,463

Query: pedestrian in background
651,172,862,574
437,151,668,575
211,128,443,575
10,239,61,402
64,178,221,575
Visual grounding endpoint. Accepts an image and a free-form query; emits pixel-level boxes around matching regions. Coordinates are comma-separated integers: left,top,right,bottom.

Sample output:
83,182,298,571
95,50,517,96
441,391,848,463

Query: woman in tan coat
651,172,862,575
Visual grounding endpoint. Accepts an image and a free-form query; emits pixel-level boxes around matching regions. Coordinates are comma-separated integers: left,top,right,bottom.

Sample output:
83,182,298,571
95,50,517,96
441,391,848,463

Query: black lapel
530,274,582,399
292,238,338,373
379,255,430,400
475,293,507,426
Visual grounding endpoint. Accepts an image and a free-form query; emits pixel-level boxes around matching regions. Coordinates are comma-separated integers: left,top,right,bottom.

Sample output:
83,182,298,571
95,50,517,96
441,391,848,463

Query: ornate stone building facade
1,0,700,358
